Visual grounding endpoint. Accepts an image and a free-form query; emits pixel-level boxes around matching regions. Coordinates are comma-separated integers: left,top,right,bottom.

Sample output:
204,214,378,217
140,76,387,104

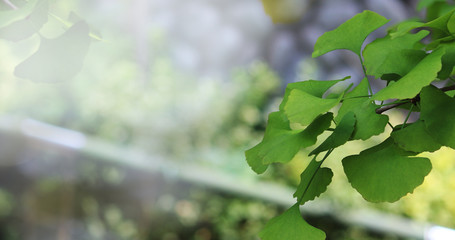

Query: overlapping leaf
363,30,429,78
246,112,332,174
279,77,350,111
373,48,445,101
312,10,389,57
259,204,326,240
14,21,91,82
336,78,388,140
310,112,355,155
293,157,333,204
420,86,455,148
343,139,432,202
391,120,441,152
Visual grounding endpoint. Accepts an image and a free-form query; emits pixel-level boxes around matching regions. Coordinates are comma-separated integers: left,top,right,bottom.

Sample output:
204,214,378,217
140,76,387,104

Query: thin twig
375,84,455,114
3,0,18,10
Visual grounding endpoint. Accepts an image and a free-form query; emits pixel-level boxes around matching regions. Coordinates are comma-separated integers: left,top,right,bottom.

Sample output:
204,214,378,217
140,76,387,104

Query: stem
359,56,373,95
375,84,455,114
387,122,394,129
3,0,18,9
401,104,414,130
297,149,333,205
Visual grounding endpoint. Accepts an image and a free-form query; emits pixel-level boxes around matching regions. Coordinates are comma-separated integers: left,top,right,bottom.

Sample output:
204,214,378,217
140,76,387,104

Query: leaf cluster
247,1,455,239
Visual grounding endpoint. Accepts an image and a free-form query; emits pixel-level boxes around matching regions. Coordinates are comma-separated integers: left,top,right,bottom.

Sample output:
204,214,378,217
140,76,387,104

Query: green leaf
312,10,389,57
391,120,441,152
438,41,455,79
14,21,91,82
423,8,455,38
245,112,333,173
376,50,427,80
293,156,333,204
259,204,326,240
363,30,429,78
310,112,355,155
388,20,424,39
0,0,39,29
284,90,341,126
343,139,432,202
420,86,455,148
0,0,48,41
279,77,350,111
336,78,388,140
417,0,447,11
373,48,445,101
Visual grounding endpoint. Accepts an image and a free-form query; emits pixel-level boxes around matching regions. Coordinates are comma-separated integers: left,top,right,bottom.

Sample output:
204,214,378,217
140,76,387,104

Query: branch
3,0,18,10
375,84,455,114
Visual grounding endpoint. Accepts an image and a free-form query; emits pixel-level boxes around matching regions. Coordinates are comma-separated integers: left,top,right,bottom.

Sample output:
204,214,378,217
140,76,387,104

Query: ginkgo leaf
285,89,341,126
343,139,432,202
373,48,445,101
279,77,350,111
312,10,389,57
14,21,91,82
245,112,333,173
424,8,455,36
259,204,326,240
293,156,333,204
417,0,447,11
260,0,307,24
420,86,455,149
438,41,455,79
336,78,388,140
375,49,427,80
391,120,441,152
363,30,429,78
310,112,355,155
0,0,48,41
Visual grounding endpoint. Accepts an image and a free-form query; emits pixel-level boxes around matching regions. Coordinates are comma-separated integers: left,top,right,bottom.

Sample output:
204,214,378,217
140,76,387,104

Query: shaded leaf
420,86,455,148
363,30,429,78
373,48,445,101
279,77,350,111
245,112,333,173
336,78,388,140
438,41,455,79
293,156,333,204
310,112,355,155
14,21,91,82
391,120,441,152
343,139,432,202
0,0,48,41
312,10,389,57
376,49,427,79
259,204,326,240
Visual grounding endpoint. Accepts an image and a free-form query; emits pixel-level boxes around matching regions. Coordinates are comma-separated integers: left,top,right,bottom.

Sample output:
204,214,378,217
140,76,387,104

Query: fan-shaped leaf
336,78,388,140
373,48,445,101
391,120,441,152
259,204,326,240
420,86,455,148
343,139,432,202
312,10,389,57
294,156,333,204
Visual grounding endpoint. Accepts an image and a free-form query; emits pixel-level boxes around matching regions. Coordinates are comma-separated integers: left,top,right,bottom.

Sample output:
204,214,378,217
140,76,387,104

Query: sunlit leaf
312,10,389,57
343,139,432,202
293,156,333,204
284,82,345,126
420,86,455,148
310,112,355,155
259,204,326,240
245,112,333,173
363,30,429,78
391,120,441,152
279,77,350,111
14,21,91,82
373,48,445,101
336,78,388,140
